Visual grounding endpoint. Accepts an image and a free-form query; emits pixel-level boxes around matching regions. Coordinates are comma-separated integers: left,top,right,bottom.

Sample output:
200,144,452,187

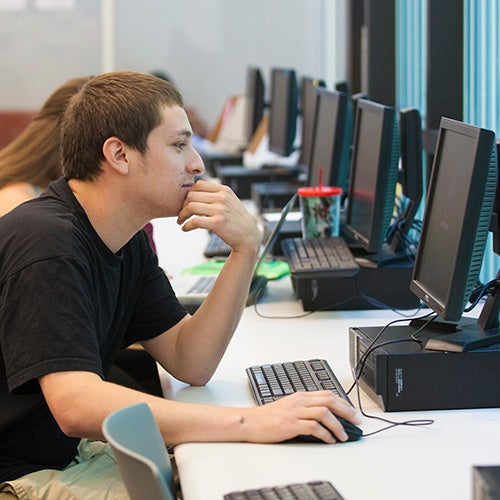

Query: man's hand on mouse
241,391,362,444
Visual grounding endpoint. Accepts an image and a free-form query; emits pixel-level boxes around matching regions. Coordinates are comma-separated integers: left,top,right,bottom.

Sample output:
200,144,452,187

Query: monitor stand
352,243,413,268
415,271,500,352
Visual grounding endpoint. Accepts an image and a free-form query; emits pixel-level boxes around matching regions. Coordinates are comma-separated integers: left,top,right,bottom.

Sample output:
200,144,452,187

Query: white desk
152,217,500,500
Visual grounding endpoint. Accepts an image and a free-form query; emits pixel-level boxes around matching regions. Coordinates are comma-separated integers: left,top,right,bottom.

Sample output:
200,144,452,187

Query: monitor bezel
299,76,325,168
492,140,500,254
268,68,299,157
307,87,352,192
343,99,399,254
245,67,265,143
409,117,497,322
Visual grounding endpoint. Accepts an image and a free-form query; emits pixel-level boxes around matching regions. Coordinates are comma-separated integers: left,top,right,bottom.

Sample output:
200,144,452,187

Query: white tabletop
151,217,500,500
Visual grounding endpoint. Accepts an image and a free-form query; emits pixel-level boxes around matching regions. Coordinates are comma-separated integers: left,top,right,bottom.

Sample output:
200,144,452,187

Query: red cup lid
298,186,343,197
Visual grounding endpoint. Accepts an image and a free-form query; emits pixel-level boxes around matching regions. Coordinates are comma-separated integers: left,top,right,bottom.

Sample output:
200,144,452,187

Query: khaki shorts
0,439,128,500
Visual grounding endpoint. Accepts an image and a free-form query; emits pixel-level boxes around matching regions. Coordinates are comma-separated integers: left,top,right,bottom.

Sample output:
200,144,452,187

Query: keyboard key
203,231,231,258
223,480,344,499
281,237,359,279
187,276,216,294
246,359,350,406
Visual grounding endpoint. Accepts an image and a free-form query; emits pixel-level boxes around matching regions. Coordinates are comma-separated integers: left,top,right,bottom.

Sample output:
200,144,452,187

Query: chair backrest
102,402,176,500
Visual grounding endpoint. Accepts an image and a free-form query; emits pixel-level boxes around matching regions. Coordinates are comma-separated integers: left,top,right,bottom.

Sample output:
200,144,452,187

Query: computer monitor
245,67,265,142
388,108,424,255
299,76,325,168
335,80,351,94
409,117,499,351
268,68,299,157
350,93,369,128
347,92,369,157
492,140,500,254
343,99,400,254
307,88,353,193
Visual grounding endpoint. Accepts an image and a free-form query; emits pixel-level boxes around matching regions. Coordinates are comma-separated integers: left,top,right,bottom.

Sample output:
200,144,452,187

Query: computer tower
216,165,302,199
349,323,500,411
291,261,420,311
251,181,301,213
473,466,500,500
262,216,302,256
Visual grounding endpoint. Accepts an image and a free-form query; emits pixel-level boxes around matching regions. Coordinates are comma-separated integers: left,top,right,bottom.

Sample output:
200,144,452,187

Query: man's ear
102,137,129,175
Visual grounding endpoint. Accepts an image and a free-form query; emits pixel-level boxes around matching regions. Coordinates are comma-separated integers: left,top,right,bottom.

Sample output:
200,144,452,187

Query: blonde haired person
0,76,159,254
0,77,90,216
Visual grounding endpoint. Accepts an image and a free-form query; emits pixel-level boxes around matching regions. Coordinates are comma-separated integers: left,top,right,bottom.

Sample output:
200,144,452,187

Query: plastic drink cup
298,166,341,238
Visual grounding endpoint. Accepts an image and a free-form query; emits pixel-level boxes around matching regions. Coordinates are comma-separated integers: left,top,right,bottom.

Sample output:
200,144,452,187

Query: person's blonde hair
0,76,91,189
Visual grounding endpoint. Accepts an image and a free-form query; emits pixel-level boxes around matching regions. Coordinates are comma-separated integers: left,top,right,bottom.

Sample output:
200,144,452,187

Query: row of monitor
246,66,419,257
244,65,500,351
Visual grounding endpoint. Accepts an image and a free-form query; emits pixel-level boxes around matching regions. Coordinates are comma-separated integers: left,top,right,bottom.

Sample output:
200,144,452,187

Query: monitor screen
410,118,497,323
307,88,353,192
268,68,299,157
245,67,265,143
299,77,325,168
344,99,399,253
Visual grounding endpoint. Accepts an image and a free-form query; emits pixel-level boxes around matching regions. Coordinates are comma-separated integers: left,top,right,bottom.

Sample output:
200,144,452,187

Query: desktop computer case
291,263,420,311
349,324,500,411
473,466,500,500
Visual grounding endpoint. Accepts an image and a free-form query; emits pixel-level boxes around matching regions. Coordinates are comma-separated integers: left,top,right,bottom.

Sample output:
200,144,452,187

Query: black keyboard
203,232,231,258
224,480,344,499
186,275,216,294
246,359,351,406
281,237,359,279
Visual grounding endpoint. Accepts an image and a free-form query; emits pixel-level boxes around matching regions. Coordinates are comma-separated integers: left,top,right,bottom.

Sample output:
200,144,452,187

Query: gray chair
102,402,176,500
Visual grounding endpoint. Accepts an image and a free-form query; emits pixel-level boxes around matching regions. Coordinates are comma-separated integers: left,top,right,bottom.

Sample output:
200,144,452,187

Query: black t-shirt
0,177,187,482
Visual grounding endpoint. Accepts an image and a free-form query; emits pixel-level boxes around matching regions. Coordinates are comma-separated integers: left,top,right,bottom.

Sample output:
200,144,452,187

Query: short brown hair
60,71,184,181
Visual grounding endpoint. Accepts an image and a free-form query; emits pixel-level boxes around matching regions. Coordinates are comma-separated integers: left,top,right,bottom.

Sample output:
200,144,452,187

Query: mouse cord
355,383,434,437
347,314,437,436
346,312,435,395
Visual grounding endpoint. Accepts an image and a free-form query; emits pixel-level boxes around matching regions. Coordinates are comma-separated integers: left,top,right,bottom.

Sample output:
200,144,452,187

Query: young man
0,71,360,498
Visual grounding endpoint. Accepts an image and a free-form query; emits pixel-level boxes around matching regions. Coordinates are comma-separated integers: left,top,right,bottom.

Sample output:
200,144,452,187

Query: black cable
385,216,422,260
253,289,385,319
347,314,436,433
465,278,499,312
347,312,436,394
253,273,424,320
254,285,436,436
353,275,423,316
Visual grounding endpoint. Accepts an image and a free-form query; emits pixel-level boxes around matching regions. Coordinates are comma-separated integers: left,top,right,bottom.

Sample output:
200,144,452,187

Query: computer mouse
289,417,363,444
337,417,363,442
